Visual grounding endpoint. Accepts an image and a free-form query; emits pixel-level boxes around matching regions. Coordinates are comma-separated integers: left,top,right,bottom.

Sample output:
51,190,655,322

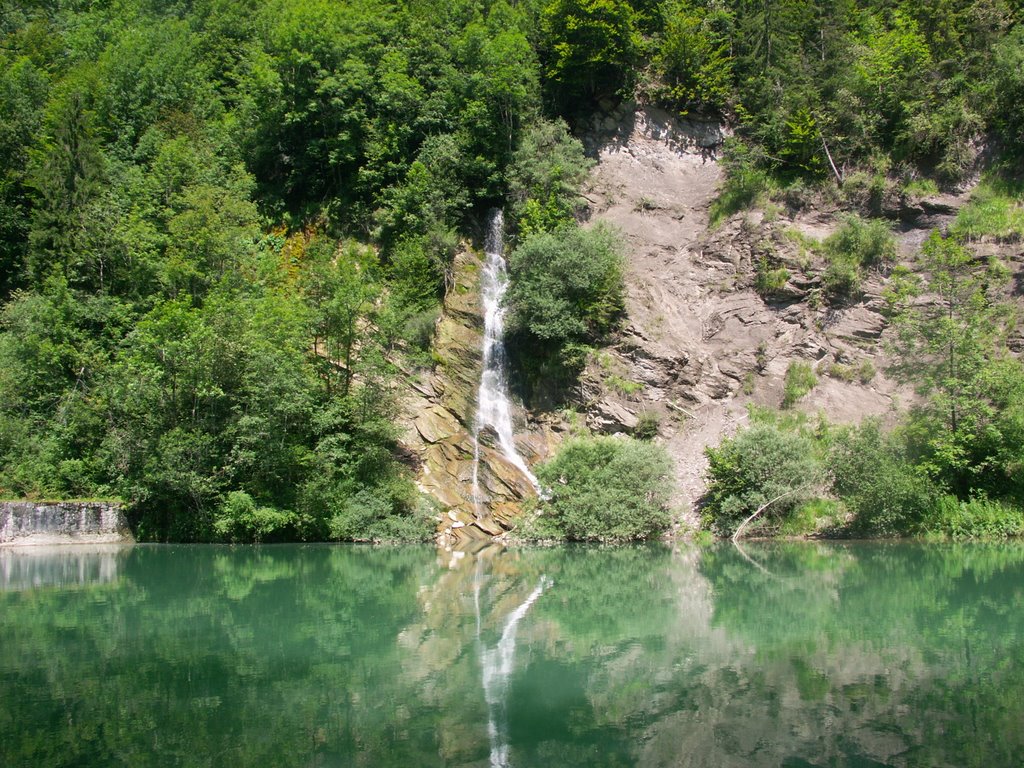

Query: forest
1,0,1022,541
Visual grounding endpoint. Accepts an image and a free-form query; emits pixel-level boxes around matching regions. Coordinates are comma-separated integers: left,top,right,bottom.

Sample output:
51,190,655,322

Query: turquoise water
1,542,1022,767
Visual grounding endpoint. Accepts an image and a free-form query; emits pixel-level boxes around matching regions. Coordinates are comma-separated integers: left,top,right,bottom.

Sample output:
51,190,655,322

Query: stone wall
0,501,132,545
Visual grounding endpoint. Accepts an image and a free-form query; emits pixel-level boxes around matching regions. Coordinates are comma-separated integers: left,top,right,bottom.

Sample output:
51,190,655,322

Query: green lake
1,542,1022,767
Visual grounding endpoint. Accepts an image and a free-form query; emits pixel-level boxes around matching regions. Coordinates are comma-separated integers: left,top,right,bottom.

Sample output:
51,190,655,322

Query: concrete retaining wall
0,501,132,545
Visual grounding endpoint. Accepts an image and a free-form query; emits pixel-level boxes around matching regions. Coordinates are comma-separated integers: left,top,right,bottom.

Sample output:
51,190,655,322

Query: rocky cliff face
398,249,562,543
575,105,965,526
574,107,894,525
404,103,998,538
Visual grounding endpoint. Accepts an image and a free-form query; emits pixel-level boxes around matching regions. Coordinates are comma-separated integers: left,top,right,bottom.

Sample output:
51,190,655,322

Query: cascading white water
471,210,538,514
474,557,551,768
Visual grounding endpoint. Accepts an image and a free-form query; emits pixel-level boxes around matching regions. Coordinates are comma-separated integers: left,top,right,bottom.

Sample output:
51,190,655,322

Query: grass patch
822,359,876,385
606,374,643,396
821,215,896,301
782,361,818,408
782,226,821,268
742,371,756,395
902,178,940,197
922,495,1024,539
754,257,790,296
951,177,1024,242
710,169,774,225
710,140,776,226
825,215,896,268
778,498,842,536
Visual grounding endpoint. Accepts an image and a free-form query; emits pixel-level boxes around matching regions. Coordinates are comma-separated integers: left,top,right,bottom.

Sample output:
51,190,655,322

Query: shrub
821,215,896,300
754,256,790,296
701,424,823,536
950,178,1024,242
822,256,861,299
840,169,891,215
388,229,457,312
903,178,939,197
507,223,625,346
742,371,756,394
782,361,817,408
507,118,594,237
634,412,660,440
529,436,675,541
993,27,1024,150
829,421,938,535
856,359,876,384
822,359,876,385
325,486,435,543
755,341,769,372
922,495,1024,539
401,307,440,352
214,490,297,543
825,216,896,267
778,498,842,536
709,139,775,225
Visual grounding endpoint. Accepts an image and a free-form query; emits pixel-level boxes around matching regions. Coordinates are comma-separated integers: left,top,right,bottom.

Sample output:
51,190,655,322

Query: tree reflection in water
1,542,1022,767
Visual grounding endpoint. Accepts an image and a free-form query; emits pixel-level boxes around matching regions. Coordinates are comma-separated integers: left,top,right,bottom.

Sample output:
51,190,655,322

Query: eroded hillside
577,104,969,526
405,103,1024,539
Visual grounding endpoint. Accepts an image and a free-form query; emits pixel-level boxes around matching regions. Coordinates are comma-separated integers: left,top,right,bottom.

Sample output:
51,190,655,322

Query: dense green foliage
506,118,594,237
506,224,626,399
706,200,1024,539
526,435,674,540
829,420,941,535
887,231,1024,504
702,420,823,536
0,0,644,539
705,350,1024,540
508,224,625,346
3,0,1024,539
2,0,568,539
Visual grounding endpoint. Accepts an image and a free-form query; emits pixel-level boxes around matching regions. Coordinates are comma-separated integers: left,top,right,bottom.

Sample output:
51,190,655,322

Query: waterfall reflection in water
474,553,550,768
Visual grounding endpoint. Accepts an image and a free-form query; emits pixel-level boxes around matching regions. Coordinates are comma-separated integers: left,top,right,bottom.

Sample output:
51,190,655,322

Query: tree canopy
2,0,1024,540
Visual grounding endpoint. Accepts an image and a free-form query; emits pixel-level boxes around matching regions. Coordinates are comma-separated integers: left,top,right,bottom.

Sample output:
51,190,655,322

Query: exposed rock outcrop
399,249,561,543
404,102,986,539
578,104,915,524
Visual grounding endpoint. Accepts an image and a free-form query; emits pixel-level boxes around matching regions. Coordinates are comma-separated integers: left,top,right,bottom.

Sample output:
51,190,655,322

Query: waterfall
471,210,538,515
474,557,551,768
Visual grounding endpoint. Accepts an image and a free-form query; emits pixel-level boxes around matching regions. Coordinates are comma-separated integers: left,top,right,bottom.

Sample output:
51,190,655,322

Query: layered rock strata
399,249,561,543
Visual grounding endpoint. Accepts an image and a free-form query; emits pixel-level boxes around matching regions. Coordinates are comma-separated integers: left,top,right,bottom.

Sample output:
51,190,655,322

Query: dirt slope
579,105,916,527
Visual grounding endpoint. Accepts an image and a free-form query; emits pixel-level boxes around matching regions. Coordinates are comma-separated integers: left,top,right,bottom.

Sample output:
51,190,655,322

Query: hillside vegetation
1,0,1023,540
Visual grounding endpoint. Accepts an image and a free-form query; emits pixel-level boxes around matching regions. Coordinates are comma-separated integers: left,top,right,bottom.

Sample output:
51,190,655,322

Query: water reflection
472,550,551,768
0,543,131,591
0,542,1022,767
